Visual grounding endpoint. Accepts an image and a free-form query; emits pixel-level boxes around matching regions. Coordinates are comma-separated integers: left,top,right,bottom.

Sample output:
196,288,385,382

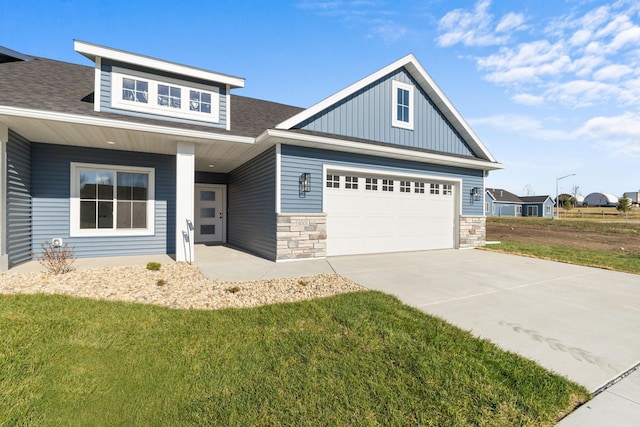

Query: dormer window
111,67,220,123
391,80,414,130
158,84,181,109
189,90,211,113
122,78,148,103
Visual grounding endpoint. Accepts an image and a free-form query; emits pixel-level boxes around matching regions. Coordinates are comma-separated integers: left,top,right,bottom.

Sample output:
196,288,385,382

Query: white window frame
111,67,220,123
70,162,155,237
545,204,552,214
516,205,522,215
392,80,414,130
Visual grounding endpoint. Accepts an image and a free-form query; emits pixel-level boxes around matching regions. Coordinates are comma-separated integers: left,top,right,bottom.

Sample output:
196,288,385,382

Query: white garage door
325,172,456,256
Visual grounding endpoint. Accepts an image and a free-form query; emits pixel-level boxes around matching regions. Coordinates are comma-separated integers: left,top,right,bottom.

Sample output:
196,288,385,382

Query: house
584,192,619,207
485,189,553,218
520,195,555,218
0,41,503,271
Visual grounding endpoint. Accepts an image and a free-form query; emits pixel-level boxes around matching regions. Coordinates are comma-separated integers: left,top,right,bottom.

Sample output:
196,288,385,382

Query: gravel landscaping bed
0,262,365,309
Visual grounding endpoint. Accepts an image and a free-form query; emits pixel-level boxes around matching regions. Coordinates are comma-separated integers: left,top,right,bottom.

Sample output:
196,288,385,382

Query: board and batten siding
280,145,484,216
6,130,32,267
228,147,276,260
296,68,475,158
99,60,228,129
31,143,176,258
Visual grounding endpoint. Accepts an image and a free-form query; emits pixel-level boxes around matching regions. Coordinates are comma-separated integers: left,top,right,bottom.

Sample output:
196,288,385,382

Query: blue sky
2,0,639,198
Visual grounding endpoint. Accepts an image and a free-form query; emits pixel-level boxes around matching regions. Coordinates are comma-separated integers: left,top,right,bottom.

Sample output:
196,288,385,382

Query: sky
2,0,639,198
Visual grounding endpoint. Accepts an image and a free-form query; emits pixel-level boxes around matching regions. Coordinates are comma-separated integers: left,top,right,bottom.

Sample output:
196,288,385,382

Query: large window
71,163,155,236
392,80,414,130
111,67,220,122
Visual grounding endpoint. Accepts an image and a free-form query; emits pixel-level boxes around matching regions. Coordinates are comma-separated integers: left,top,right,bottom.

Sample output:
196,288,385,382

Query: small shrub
31,241,75,275
225,286,241,294
298,280,307,286
146,262,161,271
156,279,167,286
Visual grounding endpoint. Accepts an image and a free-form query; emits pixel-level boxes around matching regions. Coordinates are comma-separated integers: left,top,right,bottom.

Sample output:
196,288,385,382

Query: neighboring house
520,195,555,218
0,41,503,271
485,189,553,218
584,192,619,207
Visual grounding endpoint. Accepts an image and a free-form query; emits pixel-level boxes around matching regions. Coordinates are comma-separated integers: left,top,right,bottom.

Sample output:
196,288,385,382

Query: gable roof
486,188,522,203
487,189,553,204
520,195,552,203
0,46,34,63
276,53,498,164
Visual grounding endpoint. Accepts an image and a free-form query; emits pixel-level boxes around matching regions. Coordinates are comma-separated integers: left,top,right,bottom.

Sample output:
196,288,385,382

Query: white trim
176,142,195,262
69,162,155,237
275,143,282,213
0,106,255,145
0,123,8,271
94,57,101,112
391,80,414,130
258,129,504,171
74,40,245,88
111,67,220,123
225,87,231,131
275,54,498,163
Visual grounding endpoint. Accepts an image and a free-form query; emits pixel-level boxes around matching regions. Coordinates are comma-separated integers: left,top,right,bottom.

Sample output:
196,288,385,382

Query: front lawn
484,241,640,275
0,291,588,426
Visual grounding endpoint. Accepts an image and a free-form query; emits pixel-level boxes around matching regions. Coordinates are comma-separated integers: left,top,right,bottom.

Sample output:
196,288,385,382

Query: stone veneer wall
459,215,486,248
276,213,327,260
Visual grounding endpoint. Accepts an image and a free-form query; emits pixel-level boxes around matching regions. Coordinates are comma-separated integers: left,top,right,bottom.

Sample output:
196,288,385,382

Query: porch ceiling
0,113,271,173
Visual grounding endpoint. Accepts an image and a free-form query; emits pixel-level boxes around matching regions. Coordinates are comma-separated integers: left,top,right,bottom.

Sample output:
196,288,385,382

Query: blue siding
228,148,276,260
280,145,484,215
31,143,175,258
297,68,475,158
6,130,32,267
99,60,227,129
491,202,521,217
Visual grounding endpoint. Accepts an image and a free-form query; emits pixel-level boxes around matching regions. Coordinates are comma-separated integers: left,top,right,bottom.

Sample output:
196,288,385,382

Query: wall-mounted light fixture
470,187,481,201
299,173,311,194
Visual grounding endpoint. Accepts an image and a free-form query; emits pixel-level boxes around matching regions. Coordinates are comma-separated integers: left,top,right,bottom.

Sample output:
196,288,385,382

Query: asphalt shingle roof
486,188,522,203
0,56,303,138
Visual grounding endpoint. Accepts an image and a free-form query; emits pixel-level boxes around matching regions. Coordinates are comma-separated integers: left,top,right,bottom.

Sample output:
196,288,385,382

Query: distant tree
561,195,574,211
617,196,632,218
522,184,535,196
571,184,581,198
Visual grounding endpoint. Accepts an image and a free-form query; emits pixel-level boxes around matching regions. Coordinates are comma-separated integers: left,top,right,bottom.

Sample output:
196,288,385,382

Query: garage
324,170,457,256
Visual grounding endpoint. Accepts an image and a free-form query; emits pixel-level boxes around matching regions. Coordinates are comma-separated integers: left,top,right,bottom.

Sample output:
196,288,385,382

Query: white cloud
438,1,640,108
437,0,523,47
496,12,526,33
575,113,640,156
512,93,544,105
593,64,633,80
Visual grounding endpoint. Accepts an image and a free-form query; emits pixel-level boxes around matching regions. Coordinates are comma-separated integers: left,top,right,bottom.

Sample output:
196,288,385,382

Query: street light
555,173,576,219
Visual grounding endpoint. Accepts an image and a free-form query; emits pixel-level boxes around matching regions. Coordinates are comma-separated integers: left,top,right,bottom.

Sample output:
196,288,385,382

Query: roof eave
259,129,504,171
73,40,245,88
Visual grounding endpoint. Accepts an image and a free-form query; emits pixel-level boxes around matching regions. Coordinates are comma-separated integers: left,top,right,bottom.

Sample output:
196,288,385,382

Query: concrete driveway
329,249,640,391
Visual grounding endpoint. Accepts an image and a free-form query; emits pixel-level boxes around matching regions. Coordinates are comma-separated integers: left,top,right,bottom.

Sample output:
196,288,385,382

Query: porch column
0,123,8,271
176,141,195,263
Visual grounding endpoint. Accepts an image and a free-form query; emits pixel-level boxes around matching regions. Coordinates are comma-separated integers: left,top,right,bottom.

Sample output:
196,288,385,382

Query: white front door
194,184,226,243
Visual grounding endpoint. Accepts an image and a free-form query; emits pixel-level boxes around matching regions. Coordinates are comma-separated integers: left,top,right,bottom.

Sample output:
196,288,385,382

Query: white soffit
74,40,245,88
276,54,497,163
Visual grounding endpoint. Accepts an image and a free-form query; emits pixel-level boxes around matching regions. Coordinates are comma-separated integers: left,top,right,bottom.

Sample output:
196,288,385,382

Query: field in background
555,206,640,220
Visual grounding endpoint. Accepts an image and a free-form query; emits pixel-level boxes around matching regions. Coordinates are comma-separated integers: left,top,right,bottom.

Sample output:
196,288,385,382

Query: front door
194,184,226,243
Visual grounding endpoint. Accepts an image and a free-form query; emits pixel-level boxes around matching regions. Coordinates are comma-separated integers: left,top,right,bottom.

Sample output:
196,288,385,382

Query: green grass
0,291,588,426
485,241,640,275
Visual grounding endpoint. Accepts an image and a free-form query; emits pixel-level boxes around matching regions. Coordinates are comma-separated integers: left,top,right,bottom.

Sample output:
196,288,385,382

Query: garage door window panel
326,174,340,188
430,183,440,195
365,178,378,191
345,176,359,189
